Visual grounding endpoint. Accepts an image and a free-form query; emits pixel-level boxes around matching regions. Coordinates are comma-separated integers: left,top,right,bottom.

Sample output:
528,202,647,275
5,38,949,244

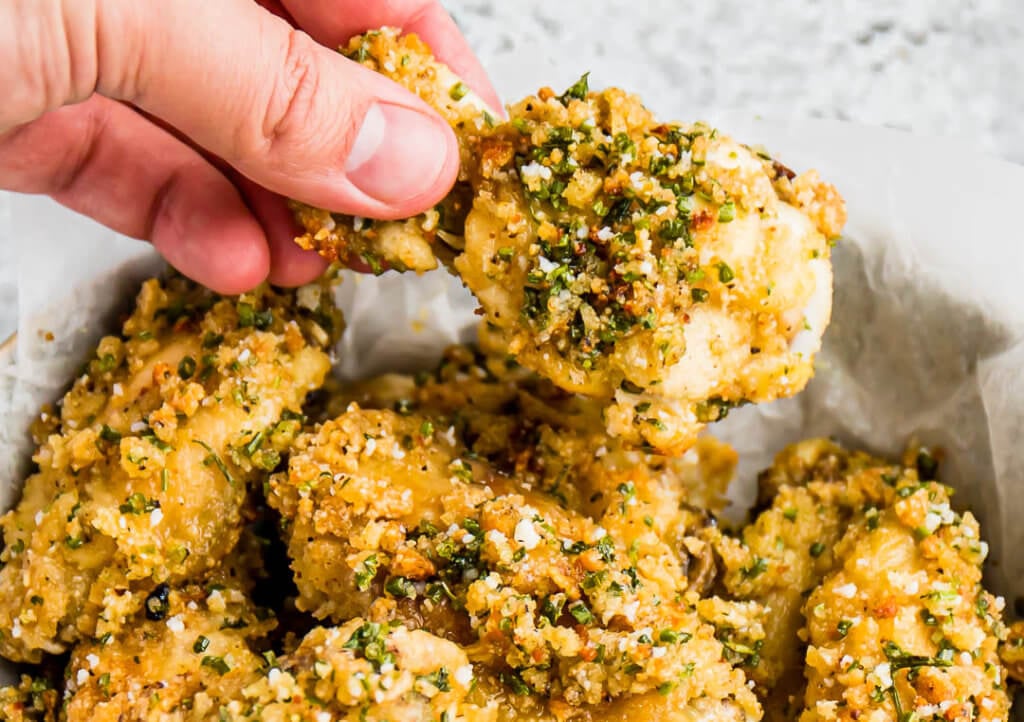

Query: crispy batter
0,275,340,662
290,29,490,273
269,405,761,719
716,440,1011,722
63,579,274,721
0,675,58,722
998,622,1024,684
237,618,494,721
290,28,845,455
331,342,736,523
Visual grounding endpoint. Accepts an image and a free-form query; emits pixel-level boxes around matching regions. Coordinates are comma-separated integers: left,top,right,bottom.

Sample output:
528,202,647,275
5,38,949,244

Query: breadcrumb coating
715,440,1011,722
289,28,845,455
0,675,57,722
268,403,761,719
0,275,340,662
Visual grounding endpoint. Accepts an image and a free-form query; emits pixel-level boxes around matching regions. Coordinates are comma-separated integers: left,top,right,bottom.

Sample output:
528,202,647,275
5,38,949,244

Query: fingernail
345,103,453,205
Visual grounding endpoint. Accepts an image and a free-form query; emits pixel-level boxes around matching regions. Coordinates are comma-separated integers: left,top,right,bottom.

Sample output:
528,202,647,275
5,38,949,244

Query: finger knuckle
257,29,324,156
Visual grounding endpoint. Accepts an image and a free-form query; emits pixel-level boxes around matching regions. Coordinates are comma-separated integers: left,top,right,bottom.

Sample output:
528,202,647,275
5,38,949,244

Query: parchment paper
2,119,1023,701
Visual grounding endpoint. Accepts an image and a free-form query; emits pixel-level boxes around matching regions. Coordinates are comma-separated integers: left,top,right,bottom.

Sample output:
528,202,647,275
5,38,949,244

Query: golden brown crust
289,28,846,455
0,675,58,722
268,401,761,718
716,440,1011,722
0,275,340,662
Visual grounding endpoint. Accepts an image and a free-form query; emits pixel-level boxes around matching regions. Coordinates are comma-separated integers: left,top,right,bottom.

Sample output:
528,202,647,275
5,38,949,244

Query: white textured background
2,0,1022,338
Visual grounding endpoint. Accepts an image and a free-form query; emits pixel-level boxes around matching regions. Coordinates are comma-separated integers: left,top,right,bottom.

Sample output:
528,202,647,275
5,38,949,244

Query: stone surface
451,0,1022,162
2,0,1021,340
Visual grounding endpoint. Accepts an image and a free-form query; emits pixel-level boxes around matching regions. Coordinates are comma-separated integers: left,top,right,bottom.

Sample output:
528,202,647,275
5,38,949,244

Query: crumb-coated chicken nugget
291,28,844,455
998,622,1024,684
457,82,841,455
712,440,887,715
237,618,494,721
60,581,495,721
0,274,341,662
715,440,1011,722
290,29,491,274
331,342,735,576
798,476,1008,721
269,406,762,719
0,675,58,722
62,577,274,722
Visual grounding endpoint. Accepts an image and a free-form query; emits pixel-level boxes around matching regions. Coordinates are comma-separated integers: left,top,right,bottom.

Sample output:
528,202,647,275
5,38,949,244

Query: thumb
4,0,460,220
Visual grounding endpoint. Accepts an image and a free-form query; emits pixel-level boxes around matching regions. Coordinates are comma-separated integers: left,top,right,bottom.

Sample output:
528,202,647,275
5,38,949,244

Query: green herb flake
193,635,210,654
201,655,231,675
384,576,416,599
717,262,735,283
119,492,160,515
99,425,122,444
559,72,590,103
178,356,197,380
568,601,594,625
193,440,235,487
355,555,380,591
742,556,768,579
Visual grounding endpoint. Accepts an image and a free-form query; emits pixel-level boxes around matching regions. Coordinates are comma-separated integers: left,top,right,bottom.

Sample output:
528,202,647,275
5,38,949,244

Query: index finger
281,0,504,114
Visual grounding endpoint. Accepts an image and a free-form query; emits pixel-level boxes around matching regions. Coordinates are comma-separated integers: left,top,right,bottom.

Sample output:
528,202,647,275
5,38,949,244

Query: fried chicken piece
333,342,735,520
268,406,761,720
0,275,341,662
715,440,1011,721
62,577,274,721
711,440,889,717
799,481,1008,721
238,618,495,721
291,28,845,455
0,675,58,722
290,29,490,273
998,622,1024,684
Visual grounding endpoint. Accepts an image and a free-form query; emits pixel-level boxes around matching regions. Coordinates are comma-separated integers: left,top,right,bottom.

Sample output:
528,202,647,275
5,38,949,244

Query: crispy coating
0,275,340,662
331,342,737,523
0,675,58,721
998,622,1024,684
290,29,490,273
457,86,839,455
713,440,891,717
236,619,494,721
62,579,493,721
716,440,1011,722
268,406,761,719
290,28,845,454
63,579,274,721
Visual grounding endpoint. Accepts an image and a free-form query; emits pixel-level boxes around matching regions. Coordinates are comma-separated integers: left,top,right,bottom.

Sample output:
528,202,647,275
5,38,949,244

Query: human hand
0,0,500,293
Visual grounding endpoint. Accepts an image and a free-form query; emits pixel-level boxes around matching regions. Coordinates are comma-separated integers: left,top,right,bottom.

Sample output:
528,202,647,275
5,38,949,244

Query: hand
0,0,500,293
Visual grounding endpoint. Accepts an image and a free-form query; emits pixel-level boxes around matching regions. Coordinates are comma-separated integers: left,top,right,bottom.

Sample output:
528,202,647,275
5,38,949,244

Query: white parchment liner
2,118,1023,708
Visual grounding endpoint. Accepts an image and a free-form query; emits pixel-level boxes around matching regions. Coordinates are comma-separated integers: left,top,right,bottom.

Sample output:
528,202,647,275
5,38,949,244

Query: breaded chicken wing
239,618,494,721
62,578,274,721
715,440,1011,722
330,342,736,530
0,275,340,662
59,559,493,722
268,406,761,720
291,28,845,455
0,675,57,722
